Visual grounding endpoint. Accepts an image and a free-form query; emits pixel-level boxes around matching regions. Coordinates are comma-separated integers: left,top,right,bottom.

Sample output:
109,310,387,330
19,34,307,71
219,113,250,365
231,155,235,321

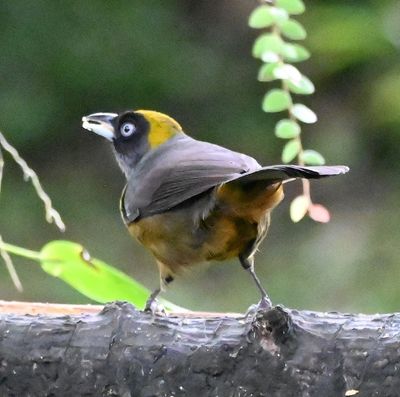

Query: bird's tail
217,165,348,217
228,165,349,185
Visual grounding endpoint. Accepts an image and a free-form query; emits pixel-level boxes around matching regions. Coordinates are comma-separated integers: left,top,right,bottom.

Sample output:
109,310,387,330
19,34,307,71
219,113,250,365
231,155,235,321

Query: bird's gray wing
121,134,260,222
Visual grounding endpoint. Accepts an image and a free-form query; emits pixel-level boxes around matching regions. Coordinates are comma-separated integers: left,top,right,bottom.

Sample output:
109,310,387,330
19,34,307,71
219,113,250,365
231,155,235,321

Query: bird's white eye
120,122,136,137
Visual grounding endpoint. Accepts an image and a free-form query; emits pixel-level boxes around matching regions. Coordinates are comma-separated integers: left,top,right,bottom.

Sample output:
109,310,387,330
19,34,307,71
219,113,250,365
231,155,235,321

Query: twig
0,146,4,194
0,235,23,292
0,144,23,291
0,132,66,232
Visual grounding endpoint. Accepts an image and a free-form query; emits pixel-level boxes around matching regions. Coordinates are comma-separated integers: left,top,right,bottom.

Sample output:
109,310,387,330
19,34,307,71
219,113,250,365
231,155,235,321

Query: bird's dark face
82,109,184,177
82,110,152,177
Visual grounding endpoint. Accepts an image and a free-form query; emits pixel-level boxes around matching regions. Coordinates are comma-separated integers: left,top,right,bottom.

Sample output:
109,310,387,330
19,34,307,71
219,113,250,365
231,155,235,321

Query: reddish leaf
308,203,330,223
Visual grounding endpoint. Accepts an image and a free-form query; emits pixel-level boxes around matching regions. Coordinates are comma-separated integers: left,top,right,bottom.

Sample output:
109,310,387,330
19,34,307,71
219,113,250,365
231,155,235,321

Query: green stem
0,242,41,261
273,21,313,205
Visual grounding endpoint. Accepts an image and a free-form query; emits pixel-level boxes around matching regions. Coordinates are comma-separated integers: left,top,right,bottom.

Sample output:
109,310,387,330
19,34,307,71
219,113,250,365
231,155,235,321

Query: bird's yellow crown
136,110,183,149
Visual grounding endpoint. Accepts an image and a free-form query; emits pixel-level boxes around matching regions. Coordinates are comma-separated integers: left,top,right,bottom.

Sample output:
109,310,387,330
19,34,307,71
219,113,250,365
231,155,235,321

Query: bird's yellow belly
128,184,283,275
128,209,259,273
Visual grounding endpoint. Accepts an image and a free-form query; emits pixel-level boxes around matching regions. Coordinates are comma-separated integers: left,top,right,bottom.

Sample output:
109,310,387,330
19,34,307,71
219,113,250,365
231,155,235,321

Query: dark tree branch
0,301,399,396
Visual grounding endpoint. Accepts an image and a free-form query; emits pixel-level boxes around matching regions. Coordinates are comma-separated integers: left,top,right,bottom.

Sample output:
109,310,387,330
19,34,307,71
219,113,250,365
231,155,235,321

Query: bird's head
82,110,184,176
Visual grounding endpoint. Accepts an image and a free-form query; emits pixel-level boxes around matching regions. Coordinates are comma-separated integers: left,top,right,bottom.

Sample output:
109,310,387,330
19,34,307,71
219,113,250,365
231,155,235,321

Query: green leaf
280,19,307,40
262,89,291,113
248,5,274,29
273,64,302,81
258,63,279,82
275,119,301,139
301,150,326,165
287,75,315,95
272,65,314,95
290,195,310,223
249,5,288,28
252,33,284,59
40,240,184,311
281,139,301,162
291,104,318,123
282,43,310,62
268,6,289,24
276,0,305,15
272,64,314,95
261,52,280,63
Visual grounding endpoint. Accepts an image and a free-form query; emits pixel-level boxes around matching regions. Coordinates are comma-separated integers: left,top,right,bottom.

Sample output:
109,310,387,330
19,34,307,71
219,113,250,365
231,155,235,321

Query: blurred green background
0,0,399,313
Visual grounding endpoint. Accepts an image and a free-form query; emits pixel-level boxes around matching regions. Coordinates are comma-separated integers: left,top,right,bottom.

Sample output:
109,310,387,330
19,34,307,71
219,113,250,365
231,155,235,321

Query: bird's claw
144,298,166,315
245,296,273,319
258,295,272,310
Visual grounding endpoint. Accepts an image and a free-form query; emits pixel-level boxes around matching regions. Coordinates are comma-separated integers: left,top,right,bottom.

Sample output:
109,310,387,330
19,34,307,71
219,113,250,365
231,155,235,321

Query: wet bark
0,301,399,397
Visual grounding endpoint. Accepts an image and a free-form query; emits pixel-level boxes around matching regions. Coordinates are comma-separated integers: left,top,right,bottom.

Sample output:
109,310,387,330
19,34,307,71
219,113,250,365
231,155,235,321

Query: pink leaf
308,203,330,223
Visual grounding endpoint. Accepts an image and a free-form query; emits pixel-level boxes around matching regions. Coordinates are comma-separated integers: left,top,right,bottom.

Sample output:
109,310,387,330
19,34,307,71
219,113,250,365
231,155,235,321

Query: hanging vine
249,0,331,223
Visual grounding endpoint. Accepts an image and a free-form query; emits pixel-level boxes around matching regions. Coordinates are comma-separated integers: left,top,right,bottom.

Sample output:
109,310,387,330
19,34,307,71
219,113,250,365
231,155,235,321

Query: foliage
0,239,182,311
249,0,330,223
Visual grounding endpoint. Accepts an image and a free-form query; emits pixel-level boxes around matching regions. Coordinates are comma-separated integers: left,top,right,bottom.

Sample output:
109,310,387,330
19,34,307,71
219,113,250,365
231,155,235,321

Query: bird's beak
81,112,118,142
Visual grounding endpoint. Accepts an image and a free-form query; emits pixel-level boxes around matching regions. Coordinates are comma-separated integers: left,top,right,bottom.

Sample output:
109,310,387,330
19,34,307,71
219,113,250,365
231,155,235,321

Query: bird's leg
144,273,174,313
145,288,162,312
239,255,272,310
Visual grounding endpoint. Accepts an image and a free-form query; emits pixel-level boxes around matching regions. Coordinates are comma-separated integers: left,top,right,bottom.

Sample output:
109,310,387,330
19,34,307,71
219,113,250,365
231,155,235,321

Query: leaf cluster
249,0,330,223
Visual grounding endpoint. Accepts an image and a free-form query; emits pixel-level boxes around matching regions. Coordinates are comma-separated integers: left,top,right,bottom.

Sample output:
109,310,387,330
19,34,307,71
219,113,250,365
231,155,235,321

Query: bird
82,109,348,311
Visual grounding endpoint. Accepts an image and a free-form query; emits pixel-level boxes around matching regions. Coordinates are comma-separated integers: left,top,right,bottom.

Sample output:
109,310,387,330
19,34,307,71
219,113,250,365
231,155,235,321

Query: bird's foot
144,298,166,315
143,287,166,315
245,295,273,319
258,295,272,310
